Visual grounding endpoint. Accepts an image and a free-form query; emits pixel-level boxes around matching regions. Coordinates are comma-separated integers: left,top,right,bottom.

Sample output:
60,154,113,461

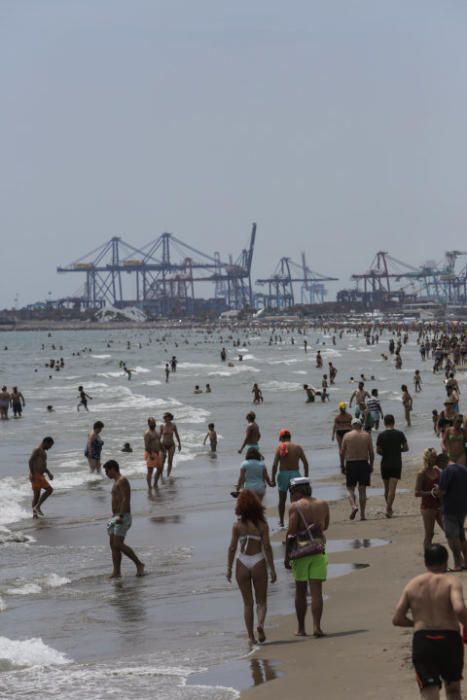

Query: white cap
351,418,362,426
289,476,311,490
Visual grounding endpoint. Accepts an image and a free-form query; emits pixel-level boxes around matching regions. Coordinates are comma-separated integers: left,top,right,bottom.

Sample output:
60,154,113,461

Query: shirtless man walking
349,382,370,419
29,437,54,518
341,418,374,520
285,477,330,637
332,402,353,472
271,429,309,528
238,412,261,455
104,460,145,579
144,417,163,488
393,543,467,700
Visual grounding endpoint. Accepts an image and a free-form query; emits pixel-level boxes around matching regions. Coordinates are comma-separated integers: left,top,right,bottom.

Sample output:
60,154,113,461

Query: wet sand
240,456,457,700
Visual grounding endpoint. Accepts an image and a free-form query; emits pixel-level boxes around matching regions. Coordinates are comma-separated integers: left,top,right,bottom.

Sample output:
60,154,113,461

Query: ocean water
0,326,445,698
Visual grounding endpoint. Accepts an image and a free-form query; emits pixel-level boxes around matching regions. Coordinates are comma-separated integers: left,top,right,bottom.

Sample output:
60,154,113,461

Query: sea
0,325,450,699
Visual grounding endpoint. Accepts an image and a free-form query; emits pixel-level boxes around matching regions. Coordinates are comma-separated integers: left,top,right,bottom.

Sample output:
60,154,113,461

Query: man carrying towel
271,429,309,528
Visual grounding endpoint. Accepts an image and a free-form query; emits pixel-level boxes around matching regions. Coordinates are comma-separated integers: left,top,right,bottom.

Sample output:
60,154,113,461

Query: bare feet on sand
136,563,146,577
350,507,358,520
257,626,266,643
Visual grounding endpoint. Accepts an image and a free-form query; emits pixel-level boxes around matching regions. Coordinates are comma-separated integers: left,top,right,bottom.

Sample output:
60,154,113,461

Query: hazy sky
2,0,467,307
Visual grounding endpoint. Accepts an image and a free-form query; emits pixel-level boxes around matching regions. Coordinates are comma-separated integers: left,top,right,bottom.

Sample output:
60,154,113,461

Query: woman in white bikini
226,490,276,645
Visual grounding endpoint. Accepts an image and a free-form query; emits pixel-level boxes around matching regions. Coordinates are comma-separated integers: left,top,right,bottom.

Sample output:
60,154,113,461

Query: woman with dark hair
401,385,413,427
85,421,104,473
236,447,273,500
227,490,276,644
160,412,181,477
415,449,445,551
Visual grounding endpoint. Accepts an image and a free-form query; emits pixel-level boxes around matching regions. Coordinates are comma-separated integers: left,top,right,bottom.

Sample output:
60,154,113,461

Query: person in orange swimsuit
29,437,55,518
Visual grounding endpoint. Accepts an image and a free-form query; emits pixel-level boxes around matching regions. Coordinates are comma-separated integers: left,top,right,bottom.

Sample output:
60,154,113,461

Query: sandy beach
242,456,455,700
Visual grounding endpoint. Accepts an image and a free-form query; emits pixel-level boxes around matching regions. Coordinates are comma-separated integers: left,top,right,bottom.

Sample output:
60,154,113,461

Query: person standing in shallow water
0,386,10,419
227,490,276,645
401,385,413,427
85,421,104,473
104,460,145,579
10,386,25,417
252,384,263,404
160,412,181,477
29,437,54,518
238,412,261,455
144,417,163,488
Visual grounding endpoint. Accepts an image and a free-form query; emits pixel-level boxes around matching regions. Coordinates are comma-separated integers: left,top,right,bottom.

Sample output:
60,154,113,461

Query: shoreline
239,456,452,700
1,314,467,332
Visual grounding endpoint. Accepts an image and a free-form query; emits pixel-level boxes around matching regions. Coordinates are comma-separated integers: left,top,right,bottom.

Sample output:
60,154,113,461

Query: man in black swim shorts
340,419,374,521
393,543,467,700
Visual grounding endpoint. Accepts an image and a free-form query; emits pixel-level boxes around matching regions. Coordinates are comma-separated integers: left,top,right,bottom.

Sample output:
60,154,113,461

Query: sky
2,0,467,307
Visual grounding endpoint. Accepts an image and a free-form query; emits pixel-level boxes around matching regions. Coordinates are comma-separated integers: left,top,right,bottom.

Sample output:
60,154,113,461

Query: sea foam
0,636,70,667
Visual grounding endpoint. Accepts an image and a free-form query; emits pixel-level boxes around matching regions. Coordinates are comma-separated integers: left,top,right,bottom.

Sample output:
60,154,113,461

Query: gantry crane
256,256,338,309
57,224,257,313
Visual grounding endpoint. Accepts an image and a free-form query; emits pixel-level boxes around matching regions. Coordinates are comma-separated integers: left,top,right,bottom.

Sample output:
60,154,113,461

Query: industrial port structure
338,250,467,308
55,223,339,315
52,225,467,315
57,224,257,315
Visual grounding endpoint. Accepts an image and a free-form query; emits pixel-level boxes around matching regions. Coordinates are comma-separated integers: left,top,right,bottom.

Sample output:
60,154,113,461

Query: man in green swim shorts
285,477,330,637
271,429,309,527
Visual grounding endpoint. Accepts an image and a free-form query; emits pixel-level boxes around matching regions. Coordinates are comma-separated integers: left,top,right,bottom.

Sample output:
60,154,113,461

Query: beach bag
287,506,325,560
